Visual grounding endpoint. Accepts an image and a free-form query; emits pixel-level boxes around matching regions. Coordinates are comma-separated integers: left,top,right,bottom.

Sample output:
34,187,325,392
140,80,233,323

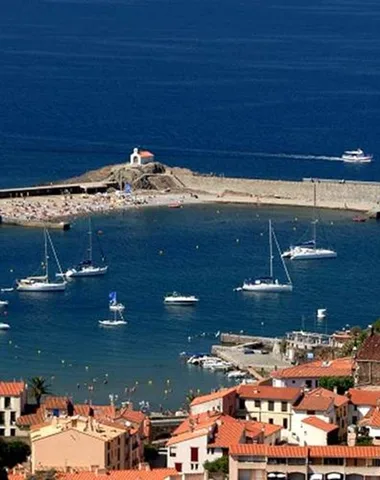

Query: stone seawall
174,171,380,212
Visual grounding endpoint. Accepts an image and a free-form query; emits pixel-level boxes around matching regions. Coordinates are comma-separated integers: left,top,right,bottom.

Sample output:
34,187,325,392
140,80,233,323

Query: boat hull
65,266,108,278
17,281,66,292
290,248,337,260
99,320,127,326
164,299,199,305
242,282,293,293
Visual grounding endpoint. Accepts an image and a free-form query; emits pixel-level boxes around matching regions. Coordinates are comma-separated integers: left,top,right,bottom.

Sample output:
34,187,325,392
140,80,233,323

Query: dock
0,217,70,230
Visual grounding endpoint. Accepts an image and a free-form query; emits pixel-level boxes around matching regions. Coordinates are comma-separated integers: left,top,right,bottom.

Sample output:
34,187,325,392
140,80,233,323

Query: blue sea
0,0,379,409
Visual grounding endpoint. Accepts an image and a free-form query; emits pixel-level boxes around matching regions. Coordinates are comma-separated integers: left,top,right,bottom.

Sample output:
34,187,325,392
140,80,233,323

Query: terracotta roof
302,416,338,433
50,470,178,480
16,409,45,427
356,333,380,361
139,150,154,158
360,407,380,428
116,408,146,425
208,417,245,448
237,385,301,402
43,396,68,409
309,446,380,458
272,357,353,379
294,388,348,411
166,428,208,446
190,387,237,407
0,382,25,396
173,411,221,436
348,388,380,406
242,420,282,438
230,444,380,459
229,444,307,457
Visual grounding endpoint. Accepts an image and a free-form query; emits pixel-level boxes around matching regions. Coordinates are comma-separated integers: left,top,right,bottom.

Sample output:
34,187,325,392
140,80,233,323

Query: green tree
319,376,354,394
373,319,380,333
204,455,228,474
0,439,30,480
357,435,373,446
29,376,51,407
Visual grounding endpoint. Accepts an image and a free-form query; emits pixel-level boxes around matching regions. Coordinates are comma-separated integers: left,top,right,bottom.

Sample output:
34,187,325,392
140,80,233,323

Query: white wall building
0,381,27,437
129,148,155,166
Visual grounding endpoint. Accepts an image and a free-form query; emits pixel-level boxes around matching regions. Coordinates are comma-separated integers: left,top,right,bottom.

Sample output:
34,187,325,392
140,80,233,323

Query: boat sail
109,292,125,312
282,183,337,260
99,301,127,327
238,220,293,293
17,229,67,292
61,218,108,278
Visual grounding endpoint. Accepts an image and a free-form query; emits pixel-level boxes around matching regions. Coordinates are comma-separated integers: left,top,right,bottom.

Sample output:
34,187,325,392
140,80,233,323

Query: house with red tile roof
272,357,354,389
129,148,155,166
291,388,348,445
355,332,380,386
237,384,302,440
347,387,380,425
189,387,237,416
359,406,380,443
229,444,380,479
0,381,27,437
9,469,180,480
166,409,281,475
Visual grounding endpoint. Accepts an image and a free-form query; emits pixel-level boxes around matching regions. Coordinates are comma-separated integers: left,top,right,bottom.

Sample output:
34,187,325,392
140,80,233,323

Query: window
190,463,199,470
174,463,182,473
283,418,288,429
239,398,245,409
207,448,215,454
4,398,11,409
0,429,4,437
10,412,16,423
238,472,251,480
254,400,261,408
10,429,15,437
305,380,312,389
268,401,274,411
0,413,4,425
306,410,316,415
292,380,296,384
352,415,358,424
324,458,344,466
281,402,287,412
269,418,274,424
190,447,199,463
252,417,258,421
169,447,176,457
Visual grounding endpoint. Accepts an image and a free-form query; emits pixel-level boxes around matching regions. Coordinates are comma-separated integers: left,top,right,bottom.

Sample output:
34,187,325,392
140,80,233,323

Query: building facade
0,381,27,437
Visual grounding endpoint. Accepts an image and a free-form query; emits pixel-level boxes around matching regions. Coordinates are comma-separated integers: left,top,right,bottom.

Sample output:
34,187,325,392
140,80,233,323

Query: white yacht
0,323,10,330
109,292,125,312
342,149,372,163
60,218,108,278
17,229,67,292
164,292,199,305
239,220,293,293
282,183,337,260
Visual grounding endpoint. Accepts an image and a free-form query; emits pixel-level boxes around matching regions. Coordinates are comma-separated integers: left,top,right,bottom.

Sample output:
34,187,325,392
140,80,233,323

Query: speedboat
227,370,248,379
341,149,373,163
0,323,10,330
99,319,127,327
289,245,337,260
164,292,199,305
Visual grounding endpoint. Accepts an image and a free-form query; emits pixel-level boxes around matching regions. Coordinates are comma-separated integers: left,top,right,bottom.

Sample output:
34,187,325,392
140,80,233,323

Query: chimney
347,427,357,447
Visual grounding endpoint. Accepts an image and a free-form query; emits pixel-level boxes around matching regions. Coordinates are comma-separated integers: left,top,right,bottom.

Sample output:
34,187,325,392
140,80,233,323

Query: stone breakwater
173,169,380,213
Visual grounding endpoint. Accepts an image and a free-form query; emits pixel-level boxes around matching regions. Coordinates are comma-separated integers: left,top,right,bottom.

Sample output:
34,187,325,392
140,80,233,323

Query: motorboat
352,215,367,223
0,323,10,330
168,201,183,209
317,308,327,319
109,291,125,312
164,292,199,305
60,218,108,278
99,319,127,327
17,229,67,292
342,149,373,163
227,370,248,379
0,300,9,307
282,184,337,260
239,220,293,293
1,288,13,293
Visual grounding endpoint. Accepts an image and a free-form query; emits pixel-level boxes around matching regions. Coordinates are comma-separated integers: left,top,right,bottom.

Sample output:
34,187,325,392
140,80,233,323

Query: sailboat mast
44,228,49,282
88,218,93,263
313,182,317,249
269,220,273,278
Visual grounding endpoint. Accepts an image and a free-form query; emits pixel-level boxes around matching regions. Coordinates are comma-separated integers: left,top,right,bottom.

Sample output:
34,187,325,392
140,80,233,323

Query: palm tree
29,376,51,407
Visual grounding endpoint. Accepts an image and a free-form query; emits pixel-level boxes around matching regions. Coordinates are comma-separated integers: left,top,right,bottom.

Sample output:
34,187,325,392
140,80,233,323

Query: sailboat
109,292,125,312
99,307,127,327
282,183,337,260
61,218,108,278
238,220,293,293
17,229,67,292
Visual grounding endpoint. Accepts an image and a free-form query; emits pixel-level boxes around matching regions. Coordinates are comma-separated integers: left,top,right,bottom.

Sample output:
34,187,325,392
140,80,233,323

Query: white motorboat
1,288,13,293
164,292,199,305
282,183,337,261
342,148,373,163
0,300,9,307
227,370,248,379
17,229,67,292
240,220,293,293
0,323,10,330
109,291,125,312
317,308,327,319
61,218,108,278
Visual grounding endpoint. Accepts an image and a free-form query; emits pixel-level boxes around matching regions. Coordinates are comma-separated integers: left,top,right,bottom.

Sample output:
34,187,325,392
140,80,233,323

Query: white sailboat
282,183,337,260
238,220,293,293
99,308,127,327
109,292,125,312
17,229,67,292
61,218,108,278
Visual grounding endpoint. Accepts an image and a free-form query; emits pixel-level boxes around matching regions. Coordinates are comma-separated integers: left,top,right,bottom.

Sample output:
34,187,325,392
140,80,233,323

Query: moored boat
109,292,125,312
0,323,10,330
164,292,199,305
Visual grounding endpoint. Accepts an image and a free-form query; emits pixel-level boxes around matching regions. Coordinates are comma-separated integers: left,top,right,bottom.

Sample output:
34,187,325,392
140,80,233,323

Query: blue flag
109,292,117,303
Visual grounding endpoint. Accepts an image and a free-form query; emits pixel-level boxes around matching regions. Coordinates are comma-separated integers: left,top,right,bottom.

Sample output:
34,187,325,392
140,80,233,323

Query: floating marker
236,238,239,243
196,245,199,249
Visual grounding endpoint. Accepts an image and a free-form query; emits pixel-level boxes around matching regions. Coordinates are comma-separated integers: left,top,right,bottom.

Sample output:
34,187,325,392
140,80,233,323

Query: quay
0,181,113,199
0,217,70,230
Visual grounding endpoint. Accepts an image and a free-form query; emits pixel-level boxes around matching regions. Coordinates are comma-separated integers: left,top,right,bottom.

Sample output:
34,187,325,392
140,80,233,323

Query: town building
229,444,380,480
347,388,380,425
30,415,134,473
291,388,348,445
271,357,354,389
129,148,155,166
0,381,27,437
9,469,179,480
237,385,302,439
355,331,380,386
189,387,237,416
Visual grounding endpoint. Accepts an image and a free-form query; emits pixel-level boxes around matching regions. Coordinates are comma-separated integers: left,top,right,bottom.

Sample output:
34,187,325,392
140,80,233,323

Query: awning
310,475,323,480
327,474,342,480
